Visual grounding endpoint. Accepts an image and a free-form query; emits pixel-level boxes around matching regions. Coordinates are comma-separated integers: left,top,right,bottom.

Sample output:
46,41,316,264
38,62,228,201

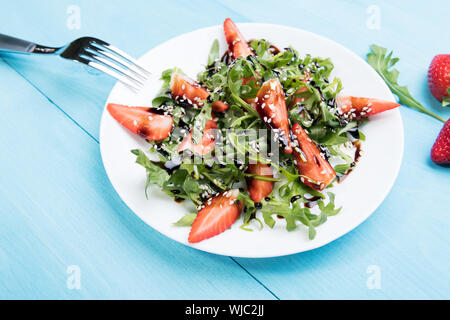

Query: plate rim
99,22,404,258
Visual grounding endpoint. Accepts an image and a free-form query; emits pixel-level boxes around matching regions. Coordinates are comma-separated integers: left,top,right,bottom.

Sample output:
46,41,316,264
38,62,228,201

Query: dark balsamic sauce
347,127,360,140
319,145,332,161
152,144,169,159
304,196,321,208
149,107,166,115
137,126,150,139
337,140,363,183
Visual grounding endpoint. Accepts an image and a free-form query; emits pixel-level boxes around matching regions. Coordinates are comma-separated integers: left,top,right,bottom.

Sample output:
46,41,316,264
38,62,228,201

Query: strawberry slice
170,73,228,112
188,189,243,243
291,123,336,190
223,18,254,59
247,163,274,202
107,103,173,141
178,120,217,155
335,96,400,120
211,100,229,112
255,78,292,153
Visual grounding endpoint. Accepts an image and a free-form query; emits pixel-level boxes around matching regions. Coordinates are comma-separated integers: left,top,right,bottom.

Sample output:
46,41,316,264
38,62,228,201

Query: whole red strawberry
427,54,450,104
431,119,450,164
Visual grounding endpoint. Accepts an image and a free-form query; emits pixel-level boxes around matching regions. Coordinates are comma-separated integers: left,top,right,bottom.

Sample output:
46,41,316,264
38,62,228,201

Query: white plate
99,23,403,258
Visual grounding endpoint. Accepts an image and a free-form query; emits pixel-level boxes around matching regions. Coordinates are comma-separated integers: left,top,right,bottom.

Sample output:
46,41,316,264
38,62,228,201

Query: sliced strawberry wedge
291,123,336,191
170,73,229,112
335,96,400,119
223,18,254,59
211,100,229,112
178,120,217,156
255,78,292,153
247,163,274,202
188,189,243,243
107,103,173,141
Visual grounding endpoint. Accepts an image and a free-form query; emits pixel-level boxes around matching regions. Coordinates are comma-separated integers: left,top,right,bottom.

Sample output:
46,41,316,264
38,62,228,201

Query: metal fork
0,34,150,91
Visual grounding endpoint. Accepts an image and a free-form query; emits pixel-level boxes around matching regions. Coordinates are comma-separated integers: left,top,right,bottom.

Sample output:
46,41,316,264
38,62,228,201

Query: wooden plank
1,0,449,299
0,59,274,299
0,0,250,140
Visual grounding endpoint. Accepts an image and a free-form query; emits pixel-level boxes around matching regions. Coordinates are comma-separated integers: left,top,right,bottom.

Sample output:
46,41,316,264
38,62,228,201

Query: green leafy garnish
207,39,220,66
128,37,371,240
367,44,445,123
132,149,169,198
174,213,197,226
442,88,450,107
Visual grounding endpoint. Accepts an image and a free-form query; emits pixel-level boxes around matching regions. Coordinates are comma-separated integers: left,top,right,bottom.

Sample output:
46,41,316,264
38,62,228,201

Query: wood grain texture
0,0,449,299
217,0,450,299
0,60,275,299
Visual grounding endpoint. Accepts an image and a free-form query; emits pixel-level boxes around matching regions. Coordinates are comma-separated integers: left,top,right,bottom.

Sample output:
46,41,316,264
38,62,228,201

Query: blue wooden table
1,0,449,299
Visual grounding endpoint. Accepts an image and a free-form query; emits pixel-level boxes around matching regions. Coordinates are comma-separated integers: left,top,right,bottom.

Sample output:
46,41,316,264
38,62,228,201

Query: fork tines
81,40,150,91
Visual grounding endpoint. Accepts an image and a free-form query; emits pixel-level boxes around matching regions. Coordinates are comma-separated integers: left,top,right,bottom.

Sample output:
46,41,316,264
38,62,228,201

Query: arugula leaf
174,213,197,227
183,176,201,200
226,59,259,116
317,192,342,216
152,96,172,108
334,163,351,174
191,102,212,144
132,149,169,198
367,44,445,123
207,39,220,66
308,224,317,240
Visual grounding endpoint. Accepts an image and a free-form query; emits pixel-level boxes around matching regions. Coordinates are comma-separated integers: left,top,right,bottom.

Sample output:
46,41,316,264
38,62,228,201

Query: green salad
107,18,399,243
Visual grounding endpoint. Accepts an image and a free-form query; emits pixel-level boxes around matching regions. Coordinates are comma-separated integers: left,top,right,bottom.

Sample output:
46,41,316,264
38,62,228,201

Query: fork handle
0,34,37,53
